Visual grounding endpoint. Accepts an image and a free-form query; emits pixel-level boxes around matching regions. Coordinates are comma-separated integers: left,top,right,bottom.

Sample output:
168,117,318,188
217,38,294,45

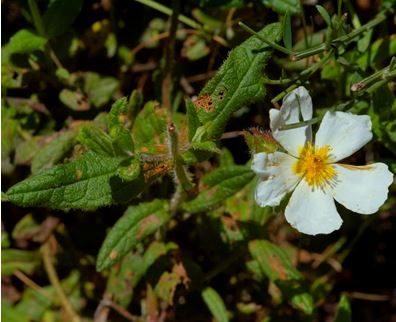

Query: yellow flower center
293,142,336,187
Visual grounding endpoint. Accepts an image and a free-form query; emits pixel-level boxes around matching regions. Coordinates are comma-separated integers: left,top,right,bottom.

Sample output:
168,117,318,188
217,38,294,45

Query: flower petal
270,86,313,131
315,111,372,162
270,86,313,156
253,152,300,207
285,180,342,235
331,163,393,214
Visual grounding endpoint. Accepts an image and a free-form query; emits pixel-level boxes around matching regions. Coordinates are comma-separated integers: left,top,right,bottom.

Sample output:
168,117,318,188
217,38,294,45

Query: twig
99,298,140,321
220,131,244,139
14,270,51,299
347,292,391,302
41,239,81,322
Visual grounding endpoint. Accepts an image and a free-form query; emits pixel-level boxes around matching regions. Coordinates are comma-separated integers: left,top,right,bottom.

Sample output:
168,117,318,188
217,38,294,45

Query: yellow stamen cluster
293,142,336,188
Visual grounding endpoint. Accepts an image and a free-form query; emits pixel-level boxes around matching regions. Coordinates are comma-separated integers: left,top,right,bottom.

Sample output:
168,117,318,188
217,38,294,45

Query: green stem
293,10,390,60
41,242,80,322
238,21,294,56
28,0,45,36
271,51,333,103
278,117,321,131
352,58,396,92
134,0,201,29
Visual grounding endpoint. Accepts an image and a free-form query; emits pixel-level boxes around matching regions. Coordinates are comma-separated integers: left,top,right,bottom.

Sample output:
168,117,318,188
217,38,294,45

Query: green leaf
117,157,141,181
108,97,135,155
357,29,373,53
315,5,332,27
105,252,141,308
155,272,180,305
105,241,176,307
84,72,119,108
15,286,56,321
96,200,171,271
282,11,292,51
128,89,144,125
183,35,210,61
182,165,254,213
42,0,83,38
333,295,351,322
194,23,281,139
59,89,90,111
78,125,115,156
143,241,178,271
291,293,314,315
191,141,222,154
6,151,144,209
248,239,302,282
31,131,77,174
201,287,229,322
261,0,302,14
132,101,168,153
1,249,41,276
1,107,19,175
1,301,30,322
12,213,40,240
6,29,47,54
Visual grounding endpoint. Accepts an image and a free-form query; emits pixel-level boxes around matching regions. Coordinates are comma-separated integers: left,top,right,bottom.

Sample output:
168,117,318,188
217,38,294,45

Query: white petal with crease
270,86,313,130
331,163,394,214
285,180,342,235
270,87,313,156
254,152,300,207
315,111,372,162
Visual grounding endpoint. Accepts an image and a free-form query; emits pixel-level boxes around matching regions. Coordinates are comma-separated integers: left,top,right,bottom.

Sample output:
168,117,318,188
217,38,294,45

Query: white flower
252,86,394,235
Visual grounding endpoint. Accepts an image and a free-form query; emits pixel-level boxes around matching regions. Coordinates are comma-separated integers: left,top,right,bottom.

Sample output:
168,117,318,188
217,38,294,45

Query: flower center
293,142,336,187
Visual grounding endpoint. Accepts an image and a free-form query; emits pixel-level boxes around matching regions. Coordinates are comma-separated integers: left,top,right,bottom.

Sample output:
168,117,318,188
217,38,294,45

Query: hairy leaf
96,200,170,271
192,22,281,139
78,125,115,156
182,166,254,213
6,152,144,209
132,101,168,152
186,99,200,142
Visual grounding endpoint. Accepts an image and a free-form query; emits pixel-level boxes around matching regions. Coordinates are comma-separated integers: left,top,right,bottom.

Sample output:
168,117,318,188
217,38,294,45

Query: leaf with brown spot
96,199,170,271
248,239,301,282
155,262,190,305
192,94,215,113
